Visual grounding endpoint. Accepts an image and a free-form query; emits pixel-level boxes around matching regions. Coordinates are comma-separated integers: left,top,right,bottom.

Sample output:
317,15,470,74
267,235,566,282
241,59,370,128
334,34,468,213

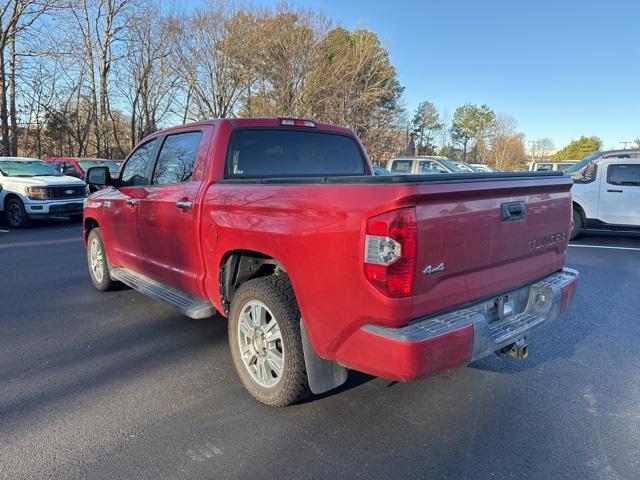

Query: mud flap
300,319,348,395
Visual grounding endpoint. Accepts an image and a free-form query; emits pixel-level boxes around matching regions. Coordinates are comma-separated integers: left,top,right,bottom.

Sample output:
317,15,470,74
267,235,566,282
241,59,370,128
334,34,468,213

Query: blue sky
179,0,640,150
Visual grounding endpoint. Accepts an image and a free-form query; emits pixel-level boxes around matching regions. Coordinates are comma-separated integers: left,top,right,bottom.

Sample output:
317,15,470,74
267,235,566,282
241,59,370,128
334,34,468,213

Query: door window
152,132,202,185
62,162,79,175
418,160,446,174
607,164,640,186
120,138,159,187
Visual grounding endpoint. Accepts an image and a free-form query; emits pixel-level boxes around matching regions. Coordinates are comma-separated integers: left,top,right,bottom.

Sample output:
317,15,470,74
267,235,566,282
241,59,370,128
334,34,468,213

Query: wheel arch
84,217,99,237
3,192,22,208
218,249,287,317
572,200,586,223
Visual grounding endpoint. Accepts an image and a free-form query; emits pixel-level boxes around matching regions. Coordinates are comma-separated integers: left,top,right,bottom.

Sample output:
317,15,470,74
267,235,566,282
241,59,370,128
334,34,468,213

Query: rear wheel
570,208,583,240
87,228,114,291
5,198,31,228
228,276,311,407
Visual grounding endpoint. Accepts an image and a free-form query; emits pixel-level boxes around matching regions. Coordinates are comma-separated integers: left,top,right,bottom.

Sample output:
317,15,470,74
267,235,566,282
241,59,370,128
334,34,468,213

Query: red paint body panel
83,118,576,381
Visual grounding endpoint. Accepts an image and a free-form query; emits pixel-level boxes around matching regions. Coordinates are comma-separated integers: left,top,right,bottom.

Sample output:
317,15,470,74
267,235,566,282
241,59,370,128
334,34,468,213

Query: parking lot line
0,238,80,249
569,244,640,252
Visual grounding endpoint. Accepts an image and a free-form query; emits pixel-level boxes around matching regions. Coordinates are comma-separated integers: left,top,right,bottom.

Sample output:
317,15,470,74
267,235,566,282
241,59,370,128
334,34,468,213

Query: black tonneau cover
216,171,565,185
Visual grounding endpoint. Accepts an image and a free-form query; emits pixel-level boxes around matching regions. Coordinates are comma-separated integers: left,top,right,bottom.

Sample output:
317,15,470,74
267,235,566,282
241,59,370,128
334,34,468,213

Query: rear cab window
390,160,413,173
607,164,640,186
225,129,366,178
152,132,202,185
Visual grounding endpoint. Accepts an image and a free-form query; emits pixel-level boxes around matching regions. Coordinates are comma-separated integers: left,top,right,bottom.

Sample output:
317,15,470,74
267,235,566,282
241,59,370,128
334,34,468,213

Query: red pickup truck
83,118,579,406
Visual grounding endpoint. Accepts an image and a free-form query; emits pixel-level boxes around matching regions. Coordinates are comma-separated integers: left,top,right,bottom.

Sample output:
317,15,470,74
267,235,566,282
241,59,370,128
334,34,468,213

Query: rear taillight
364,207,417,297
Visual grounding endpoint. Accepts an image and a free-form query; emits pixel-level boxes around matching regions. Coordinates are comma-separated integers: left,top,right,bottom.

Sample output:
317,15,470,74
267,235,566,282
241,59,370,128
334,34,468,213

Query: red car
82,118,579,406
44,157,122,180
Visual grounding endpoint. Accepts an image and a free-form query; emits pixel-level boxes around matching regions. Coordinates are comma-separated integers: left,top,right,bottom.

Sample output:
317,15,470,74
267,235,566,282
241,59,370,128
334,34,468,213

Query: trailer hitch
498,338,529,360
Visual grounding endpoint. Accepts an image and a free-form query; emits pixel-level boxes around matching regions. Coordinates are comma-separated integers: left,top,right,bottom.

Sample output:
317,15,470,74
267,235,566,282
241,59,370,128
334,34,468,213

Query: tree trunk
0,47,9,156
9,28,17,156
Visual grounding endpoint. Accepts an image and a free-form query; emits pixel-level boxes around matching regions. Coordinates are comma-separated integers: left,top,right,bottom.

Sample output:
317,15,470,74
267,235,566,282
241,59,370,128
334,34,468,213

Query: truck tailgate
409,176,572,318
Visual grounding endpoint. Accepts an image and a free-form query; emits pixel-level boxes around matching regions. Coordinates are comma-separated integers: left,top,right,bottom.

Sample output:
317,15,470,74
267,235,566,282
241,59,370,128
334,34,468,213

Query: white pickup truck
0,157,87,228
571,157,640,239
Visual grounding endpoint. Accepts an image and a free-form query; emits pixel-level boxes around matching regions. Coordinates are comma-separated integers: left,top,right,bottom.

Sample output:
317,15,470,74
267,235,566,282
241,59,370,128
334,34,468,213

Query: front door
101,138,160,270
137,131,206,297
598,163,640,226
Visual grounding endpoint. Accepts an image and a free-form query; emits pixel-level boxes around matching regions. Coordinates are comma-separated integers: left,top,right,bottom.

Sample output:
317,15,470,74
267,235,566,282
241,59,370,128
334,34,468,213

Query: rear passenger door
137,130,207,296
598,163,640,226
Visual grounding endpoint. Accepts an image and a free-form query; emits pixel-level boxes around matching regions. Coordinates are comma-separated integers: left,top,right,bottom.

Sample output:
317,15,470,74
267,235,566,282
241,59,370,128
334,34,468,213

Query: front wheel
87,228,114,291
5,198,31,228
228,276,311,407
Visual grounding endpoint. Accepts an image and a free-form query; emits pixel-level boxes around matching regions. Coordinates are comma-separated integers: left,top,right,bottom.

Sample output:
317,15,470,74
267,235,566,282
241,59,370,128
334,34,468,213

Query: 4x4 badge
423,262,445,275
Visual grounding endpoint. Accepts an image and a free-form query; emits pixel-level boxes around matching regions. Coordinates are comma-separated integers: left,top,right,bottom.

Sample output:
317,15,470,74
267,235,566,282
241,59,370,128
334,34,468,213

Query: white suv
0,157,87,228
571,157,640,239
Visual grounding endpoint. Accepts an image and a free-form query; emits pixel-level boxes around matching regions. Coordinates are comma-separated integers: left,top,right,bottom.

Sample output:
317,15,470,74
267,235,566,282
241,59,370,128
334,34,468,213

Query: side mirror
86,166,112,187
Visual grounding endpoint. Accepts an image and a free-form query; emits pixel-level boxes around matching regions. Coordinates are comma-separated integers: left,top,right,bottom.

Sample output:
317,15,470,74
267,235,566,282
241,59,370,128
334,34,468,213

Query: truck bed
205,171,573,359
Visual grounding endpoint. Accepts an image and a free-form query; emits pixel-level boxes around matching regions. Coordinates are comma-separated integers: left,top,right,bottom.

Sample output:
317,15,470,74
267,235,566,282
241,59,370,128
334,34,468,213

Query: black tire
86,228,114,291
228,275,311,407
5,198,31,228
570,208,583,240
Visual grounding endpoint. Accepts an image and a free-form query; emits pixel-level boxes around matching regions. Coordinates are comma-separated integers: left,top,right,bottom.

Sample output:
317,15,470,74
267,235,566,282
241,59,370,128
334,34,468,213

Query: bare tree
124,3,179,146
0,0,52,155
167,3,257,120
69,0,132,157
485,114,527,170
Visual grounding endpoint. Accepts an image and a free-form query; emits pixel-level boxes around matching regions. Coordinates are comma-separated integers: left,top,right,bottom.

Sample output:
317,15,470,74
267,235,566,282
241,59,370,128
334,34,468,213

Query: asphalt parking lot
1,222,639,479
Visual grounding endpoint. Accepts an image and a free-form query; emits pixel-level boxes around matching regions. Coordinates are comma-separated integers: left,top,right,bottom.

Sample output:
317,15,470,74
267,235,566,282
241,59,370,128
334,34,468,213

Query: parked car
0,157,87,227
83,118,578,406
44,157,123,180
451,161,478,172
530,161,577,172
471,164,495,172
373,165,394,176
386,156,466,174
570,157,640,239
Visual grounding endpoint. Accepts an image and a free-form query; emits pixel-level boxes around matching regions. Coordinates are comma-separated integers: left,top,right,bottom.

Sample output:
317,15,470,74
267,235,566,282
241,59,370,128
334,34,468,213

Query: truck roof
155,118,354,136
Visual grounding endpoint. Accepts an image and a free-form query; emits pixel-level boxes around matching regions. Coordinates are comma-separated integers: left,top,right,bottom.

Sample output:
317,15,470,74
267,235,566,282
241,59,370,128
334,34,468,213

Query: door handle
607,189,623,193
176,201,193,210
126,199,139,206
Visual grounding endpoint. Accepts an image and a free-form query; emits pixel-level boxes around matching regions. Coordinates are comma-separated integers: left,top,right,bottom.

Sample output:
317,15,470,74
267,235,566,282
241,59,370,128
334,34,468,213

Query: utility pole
527,140,538,160
620,141,633,149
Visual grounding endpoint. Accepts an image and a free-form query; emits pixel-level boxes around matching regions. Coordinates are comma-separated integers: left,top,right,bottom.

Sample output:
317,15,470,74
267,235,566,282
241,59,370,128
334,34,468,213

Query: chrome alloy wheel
89,237,105,283
237,300,285,388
